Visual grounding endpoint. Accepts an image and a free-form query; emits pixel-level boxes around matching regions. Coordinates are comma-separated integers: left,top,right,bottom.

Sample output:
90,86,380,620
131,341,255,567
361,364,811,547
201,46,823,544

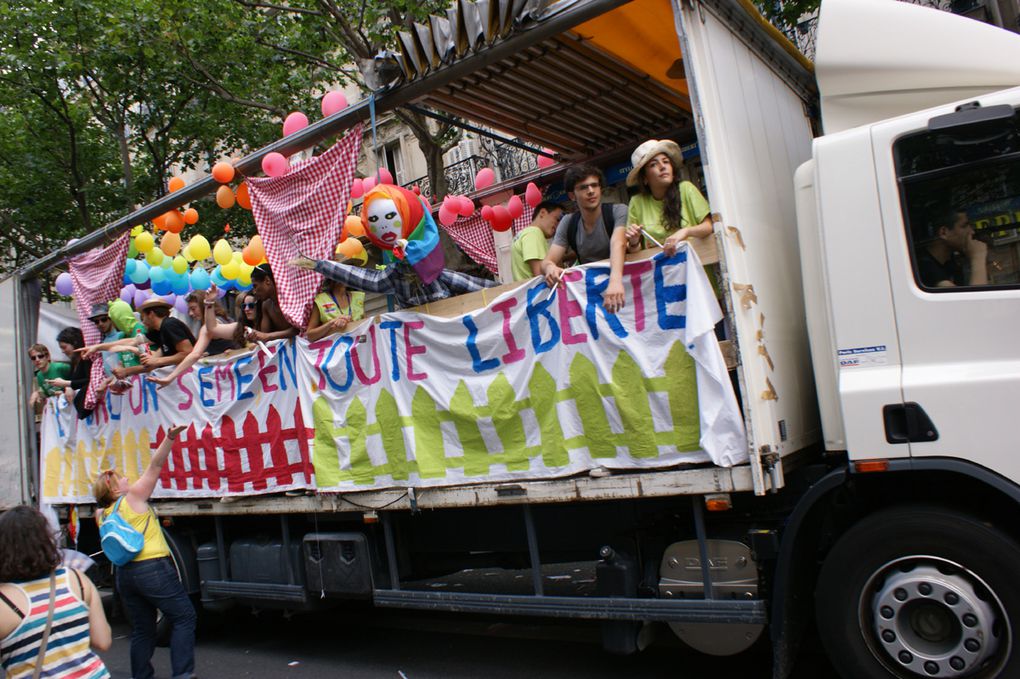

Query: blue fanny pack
99,497,151,566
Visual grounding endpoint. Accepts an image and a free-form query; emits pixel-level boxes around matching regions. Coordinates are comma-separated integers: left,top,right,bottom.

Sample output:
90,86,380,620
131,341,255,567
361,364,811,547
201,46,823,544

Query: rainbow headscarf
360,184,444,284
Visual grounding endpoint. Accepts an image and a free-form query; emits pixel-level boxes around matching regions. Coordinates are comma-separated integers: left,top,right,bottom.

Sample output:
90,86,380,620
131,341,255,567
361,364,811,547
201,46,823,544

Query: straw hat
626,139,683,187
138,298,172,312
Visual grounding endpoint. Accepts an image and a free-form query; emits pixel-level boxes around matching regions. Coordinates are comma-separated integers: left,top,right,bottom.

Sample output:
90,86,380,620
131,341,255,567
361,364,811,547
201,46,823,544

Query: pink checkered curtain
439,210,531,275
68,232,130,409
246,122,363,329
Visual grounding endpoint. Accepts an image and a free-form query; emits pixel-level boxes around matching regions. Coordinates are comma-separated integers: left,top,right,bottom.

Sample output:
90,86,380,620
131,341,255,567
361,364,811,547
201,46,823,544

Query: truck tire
815,506,1019,678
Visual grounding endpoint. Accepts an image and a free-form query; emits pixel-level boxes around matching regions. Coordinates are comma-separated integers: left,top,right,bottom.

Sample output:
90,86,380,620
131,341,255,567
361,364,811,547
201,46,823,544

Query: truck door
873,93,1020,480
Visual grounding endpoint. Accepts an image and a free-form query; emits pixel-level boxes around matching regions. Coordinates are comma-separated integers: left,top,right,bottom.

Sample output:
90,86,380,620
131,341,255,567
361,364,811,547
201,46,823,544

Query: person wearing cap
87,302,125,377
604,139,714,313
110,298,195,377
539,165,631,297
249,264,299,342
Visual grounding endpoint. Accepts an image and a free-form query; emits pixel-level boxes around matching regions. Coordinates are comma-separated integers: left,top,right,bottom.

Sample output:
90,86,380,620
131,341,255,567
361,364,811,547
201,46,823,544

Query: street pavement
96,605,836,678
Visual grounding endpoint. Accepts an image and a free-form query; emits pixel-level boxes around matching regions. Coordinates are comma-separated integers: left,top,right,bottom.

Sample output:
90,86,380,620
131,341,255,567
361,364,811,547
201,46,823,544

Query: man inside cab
539,165,631,304
917,209,989,288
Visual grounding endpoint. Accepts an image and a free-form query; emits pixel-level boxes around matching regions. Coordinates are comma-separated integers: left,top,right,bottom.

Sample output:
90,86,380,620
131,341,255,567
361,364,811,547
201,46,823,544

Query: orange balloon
344,215,366,237
183,208,199,225
216,185,236,209
224,224,231,233
242,245,261,266
151,213,167,231
168,176,185,193
249,234,265,262
160,231,182,257
212,161,235,184
335,238,365,259
164,210,185,234
235,182,252,210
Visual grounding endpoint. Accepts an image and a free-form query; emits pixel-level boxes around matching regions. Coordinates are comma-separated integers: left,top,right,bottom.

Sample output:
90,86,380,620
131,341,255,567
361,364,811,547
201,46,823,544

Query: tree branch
233,0,324,15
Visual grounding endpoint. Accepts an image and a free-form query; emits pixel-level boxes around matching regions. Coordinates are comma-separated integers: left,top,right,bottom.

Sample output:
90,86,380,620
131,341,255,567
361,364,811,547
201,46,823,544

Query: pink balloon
282,112,309,137
507,195,524,220
537,148,556,169
438,206,458,227
492,206,513,232
457,196,474,217
350,177,364,199
525,182,542,208
481,205,494,222
376,168,394,185
362,176,377,193
321,91,348,118
474,167,495,191
120,285,136,303
262,152,290,177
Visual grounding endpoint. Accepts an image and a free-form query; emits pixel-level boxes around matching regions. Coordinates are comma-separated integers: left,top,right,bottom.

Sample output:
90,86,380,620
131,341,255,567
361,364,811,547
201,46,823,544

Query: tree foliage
754,0,821,30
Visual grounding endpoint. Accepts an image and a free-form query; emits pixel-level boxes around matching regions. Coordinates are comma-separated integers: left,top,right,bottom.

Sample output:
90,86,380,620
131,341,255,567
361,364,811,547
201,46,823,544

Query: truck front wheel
815,506,1018,678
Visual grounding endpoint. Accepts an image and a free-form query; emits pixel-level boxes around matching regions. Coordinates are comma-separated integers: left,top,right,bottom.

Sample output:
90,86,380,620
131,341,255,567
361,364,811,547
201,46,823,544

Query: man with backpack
539,165,633,309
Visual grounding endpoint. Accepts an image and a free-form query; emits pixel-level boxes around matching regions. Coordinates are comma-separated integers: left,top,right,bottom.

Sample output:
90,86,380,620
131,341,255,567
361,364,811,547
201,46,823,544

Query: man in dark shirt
113,298,196,376
917,210,988,288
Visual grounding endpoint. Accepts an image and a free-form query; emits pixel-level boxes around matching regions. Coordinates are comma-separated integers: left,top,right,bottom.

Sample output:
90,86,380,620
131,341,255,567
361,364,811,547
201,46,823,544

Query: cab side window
896,108,1020,290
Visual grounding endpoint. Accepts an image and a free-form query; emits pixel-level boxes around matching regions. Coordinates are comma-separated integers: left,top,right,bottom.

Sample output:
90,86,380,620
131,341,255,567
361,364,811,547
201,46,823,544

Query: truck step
372,590,765,624
203,580,307,604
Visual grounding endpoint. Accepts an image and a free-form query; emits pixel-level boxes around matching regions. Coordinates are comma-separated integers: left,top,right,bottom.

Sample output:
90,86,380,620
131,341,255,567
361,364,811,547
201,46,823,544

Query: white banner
41,248,746,502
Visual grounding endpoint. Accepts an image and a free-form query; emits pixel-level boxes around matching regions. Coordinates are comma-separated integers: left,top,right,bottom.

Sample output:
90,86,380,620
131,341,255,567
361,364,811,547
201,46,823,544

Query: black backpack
566,204,617,257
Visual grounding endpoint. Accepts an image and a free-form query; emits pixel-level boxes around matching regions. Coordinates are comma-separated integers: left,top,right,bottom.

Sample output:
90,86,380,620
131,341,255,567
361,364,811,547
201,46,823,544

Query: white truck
5,0,1020,676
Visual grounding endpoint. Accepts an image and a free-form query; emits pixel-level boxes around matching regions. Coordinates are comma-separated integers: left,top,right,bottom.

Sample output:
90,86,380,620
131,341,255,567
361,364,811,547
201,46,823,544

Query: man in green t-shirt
28,343,71,407
510,201,563,281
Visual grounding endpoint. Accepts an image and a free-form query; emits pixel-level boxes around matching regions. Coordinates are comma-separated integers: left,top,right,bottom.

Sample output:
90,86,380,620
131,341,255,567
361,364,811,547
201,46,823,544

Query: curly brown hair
0,506,61,581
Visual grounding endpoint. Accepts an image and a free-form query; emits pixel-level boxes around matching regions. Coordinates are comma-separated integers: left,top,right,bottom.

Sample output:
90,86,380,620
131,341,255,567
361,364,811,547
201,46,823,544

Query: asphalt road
96,605,837,678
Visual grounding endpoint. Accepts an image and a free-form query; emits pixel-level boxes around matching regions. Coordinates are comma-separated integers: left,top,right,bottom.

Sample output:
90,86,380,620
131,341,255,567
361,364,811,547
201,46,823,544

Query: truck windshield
895,107,1020,290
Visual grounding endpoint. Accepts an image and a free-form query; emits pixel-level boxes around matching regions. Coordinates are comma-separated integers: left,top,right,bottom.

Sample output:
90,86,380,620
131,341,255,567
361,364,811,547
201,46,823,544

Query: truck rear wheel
815,506,1018,678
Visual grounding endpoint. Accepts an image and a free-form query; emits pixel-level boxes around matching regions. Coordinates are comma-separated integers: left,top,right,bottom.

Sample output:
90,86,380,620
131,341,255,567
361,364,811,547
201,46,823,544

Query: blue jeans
117,556,197,679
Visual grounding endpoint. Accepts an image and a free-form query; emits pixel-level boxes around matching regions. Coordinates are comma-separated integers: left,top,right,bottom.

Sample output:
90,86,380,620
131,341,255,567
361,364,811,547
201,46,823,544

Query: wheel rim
860,556,1011,678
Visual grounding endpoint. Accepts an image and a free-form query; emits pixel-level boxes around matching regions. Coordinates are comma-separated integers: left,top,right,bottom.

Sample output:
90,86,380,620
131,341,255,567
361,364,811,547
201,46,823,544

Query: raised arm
127,424,186,506
147,327,214,389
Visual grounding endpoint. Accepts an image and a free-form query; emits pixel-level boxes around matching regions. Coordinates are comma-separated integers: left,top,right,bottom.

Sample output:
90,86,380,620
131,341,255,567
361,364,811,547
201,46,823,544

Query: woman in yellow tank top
93,425,196,679
305,277,365,342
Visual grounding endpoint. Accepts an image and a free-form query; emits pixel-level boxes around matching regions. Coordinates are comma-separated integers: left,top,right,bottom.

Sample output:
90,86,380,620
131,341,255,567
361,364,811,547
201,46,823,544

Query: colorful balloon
133,288,150,308
172,256,188,274
537,148,556,169
160,232,181,257
344,215,365,237
190,267,210,291
507,195,524,220
235,182,251,210
174,296,189,315
438,205,457,227
475,167,496,191
481,205,494,222
129,261,150,285
335,238,365,260
55,272,73,296
249,234,265,262
183,208,199,225
221,260,240,280
492,205,513,232
362,176,377,193
171,276,190,296
149,267,166,285
135,231,154,253
321,91,348,117
164,210,185,234
189,235,211,260
216,185,236,209
350,177,364,199
376,167,394,185
212,161,235,183
282,111,309,137
168,176,185,193
145,248,164,266
212,239,233,266
151,214,167,231
120,285,136,304
458,196,475,217
525,182,542,208
262,152,289,177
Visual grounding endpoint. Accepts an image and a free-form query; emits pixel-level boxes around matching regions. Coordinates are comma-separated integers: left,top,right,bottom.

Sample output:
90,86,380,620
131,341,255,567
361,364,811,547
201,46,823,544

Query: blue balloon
219,279,236,292
123,272,133,286
210,268,228,287
129,261,150,285
151,279,172,296
149,267,166,285
234,280,252,292
171,277,190,295
125,259,137,276
189,267,211,291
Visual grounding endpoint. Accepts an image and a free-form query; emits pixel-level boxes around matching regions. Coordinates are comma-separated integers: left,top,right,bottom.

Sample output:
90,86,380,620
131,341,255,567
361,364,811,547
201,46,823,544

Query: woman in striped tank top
0,506,111,678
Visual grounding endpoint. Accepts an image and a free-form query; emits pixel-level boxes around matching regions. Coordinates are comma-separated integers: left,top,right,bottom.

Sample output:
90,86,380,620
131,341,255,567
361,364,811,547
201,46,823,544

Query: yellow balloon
221,260,240,280
160,232,181,257
189,235,211,260
232,251,243,263
238,271,252,287
145,247,164,266
130,224,144,237
172,256,188,274
182,245,194,262
135,231,154,254
213,239,233,266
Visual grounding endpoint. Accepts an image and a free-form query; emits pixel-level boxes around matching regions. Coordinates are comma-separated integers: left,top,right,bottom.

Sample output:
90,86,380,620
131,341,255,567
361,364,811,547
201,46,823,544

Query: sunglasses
29,354,47,360
242,302,256,309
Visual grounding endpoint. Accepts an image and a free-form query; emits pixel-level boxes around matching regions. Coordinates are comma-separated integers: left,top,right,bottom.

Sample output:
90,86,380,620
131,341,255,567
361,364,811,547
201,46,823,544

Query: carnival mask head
359,184,444,284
